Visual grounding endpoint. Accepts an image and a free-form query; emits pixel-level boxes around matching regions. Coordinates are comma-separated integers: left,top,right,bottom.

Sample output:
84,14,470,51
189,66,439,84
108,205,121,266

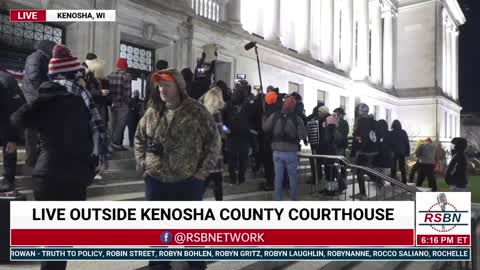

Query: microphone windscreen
244,41,256,51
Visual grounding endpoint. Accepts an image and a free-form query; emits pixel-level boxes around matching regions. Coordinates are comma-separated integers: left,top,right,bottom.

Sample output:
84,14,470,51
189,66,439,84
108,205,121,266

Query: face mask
450,144,455,151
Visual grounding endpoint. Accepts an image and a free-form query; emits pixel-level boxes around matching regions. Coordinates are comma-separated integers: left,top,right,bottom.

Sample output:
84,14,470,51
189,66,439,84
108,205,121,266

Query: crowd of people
0,39,472,270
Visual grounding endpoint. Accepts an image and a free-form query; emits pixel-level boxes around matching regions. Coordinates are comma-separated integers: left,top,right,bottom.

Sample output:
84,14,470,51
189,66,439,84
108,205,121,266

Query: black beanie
86,53,97,60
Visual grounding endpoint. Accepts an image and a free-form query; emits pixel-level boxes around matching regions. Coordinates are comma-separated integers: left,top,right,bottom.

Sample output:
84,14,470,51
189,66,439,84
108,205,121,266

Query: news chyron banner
10,9,116,22
9,193,471,261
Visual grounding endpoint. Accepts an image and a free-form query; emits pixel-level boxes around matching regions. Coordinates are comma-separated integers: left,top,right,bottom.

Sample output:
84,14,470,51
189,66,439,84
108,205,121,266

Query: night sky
459,0,479,112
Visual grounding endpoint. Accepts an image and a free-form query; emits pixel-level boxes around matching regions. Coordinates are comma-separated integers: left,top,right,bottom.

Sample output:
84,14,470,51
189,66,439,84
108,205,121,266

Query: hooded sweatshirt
446,138,468,188
22,40,57,103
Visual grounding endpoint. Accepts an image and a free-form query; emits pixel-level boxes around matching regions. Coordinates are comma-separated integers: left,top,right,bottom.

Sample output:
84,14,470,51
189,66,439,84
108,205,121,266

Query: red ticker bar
11,229,415,246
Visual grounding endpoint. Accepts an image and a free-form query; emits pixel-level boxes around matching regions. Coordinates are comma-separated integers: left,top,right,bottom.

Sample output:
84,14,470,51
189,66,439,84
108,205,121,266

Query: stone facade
3,0,466,142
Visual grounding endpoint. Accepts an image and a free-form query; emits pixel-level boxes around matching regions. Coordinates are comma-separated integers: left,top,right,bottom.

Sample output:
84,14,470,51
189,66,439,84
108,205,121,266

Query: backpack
272,112,298,144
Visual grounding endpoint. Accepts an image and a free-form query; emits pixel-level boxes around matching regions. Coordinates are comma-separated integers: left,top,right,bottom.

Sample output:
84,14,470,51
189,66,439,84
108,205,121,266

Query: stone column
442,10,447,95
446,24,452,97
351,0,369,79
341,0,353,72
333,0,341,67
267,0,282,45
382,9,394,89
453,30,459,100
301,0,312,57
371,0,383,84
226,0,242,27
359,0,370,79
320,0,334,65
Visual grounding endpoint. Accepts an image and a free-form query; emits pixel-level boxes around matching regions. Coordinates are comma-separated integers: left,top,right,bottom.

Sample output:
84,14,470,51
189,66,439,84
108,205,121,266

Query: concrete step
16,174,277,201
0,148,134,163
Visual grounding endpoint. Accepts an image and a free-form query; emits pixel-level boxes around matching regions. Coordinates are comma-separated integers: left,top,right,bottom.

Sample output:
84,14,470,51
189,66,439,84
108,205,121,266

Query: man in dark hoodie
223,80,254,184
390,120,410,183
446,137,468,191
22,39,57,167
351,103,378,200
0,71,26,192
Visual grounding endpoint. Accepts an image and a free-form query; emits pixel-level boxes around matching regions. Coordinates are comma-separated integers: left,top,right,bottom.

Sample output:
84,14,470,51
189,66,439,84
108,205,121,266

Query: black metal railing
298,153,419,201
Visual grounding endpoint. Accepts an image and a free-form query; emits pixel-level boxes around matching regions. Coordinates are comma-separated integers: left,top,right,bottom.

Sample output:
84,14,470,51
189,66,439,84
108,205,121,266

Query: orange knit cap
265,92,277,105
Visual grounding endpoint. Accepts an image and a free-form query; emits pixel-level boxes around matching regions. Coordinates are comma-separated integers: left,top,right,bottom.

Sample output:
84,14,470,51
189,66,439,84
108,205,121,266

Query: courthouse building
0,0,465,142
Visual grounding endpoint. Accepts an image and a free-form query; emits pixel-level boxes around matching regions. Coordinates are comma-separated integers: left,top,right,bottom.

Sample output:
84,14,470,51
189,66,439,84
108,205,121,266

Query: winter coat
445,152,468,188
351,116,378,156
134,98,221,182
11,81,95,185
22,40,56,103
209,111,224,173
263,111,307,152
336,118,349,149
85,71,108,106
0,71,26,142
223,101,254,142
390,129,410,156
416,142,437,165
322,123,338,155
445,138,468,188
129,97,143,118
373,127,394,169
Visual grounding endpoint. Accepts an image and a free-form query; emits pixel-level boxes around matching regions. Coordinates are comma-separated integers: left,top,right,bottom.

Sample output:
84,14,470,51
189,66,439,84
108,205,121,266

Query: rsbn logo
418,193,468,233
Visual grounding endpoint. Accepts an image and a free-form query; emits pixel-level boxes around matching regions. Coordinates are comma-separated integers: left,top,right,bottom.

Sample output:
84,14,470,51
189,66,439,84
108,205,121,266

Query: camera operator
134,68,220,270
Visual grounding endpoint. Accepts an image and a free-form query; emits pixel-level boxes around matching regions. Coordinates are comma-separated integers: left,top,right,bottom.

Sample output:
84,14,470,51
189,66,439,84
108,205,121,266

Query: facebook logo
160,231,173,244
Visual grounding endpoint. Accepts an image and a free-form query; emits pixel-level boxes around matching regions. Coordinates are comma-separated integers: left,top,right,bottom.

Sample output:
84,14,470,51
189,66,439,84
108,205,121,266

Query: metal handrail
298,153,420,196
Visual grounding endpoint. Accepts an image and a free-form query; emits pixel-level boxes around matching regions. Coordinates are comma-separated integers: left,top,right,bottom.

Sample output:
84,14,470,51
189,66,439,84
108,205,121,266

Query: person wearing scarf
47,44,108,171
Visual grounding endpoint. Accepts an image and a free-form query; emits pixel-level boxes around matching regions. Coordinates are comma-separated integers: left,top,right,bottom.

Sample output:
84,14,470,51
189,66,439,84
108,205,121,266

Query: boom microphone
244,41,257,51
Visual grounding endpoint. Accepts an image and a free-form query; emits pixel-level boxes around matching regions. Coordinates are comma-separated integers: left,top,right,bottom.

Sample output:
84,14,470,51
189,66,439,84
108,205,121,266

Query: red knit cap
265,92,277,105
282,96,296,112
116,58,128,69
48,44,84,80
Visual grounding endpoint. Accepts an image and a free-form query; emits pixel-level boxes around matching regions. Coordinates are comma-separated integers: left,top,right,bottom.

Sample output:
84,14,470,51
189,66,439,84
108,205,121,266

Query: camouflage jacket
134,98,221,182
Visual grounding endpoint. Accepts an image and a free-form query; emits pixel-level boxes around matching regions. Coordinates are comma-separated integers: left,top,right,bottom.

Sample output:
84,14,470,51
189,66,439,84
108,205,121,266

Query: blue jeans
145,175,206,270
273,151,298,200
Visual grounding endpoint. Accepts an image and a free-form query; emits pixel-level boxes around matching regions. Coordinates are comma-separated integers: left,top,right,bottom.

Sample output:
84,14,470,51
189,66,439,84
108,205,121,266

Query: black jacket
373,127,394,168
446,138,468,188
11,81,95,185
0,71,25,142
446,153,468,188
390,129,410,156
321,123,337,155
223,100,254,141
21,40,56,103
351,116,378,156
